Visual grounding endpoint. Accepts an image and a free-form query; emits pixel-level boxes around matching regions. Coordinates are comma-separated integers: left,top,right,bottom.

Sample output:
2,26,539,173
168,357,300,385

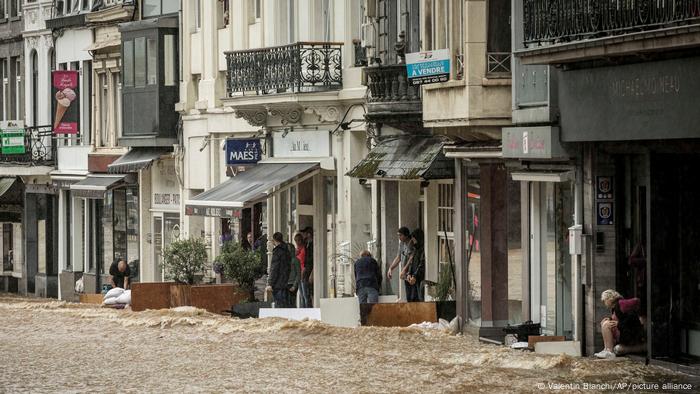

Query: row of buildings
0,0,698,371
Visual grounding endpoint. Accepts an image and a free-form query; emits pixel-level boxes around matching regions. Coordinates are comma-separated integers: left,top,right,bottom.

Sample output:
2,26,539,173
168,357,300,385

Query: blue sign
405,49,451,86
225,139,261,165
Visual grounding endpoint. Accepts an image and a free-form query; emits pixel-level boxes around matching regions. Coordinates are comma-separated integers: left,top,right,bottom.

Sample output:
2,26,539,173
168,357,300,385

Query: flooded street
0,295,696,393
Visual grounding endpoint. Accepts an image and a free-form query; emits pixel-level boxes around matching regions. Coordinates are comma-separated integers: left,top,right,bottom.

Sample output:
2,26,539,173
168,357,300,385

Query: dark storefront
557,56,700,365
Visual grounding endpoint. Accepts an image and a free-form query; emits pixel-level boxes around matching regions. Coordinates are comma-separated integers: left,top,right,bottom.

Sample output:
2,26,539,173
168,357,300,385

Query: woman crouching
595,289,646,359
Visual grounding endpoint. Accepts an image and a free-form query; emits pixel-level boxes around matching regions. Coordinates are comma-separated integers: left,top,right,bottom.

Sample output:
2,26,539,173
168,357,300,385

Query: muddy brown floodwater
0,295,697,393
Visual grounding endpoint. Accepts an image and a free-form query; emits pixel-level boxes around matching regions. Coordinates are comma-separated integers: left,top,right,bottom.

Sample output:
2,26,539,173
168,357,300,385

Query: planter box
131,282,246,314
360,302,437,327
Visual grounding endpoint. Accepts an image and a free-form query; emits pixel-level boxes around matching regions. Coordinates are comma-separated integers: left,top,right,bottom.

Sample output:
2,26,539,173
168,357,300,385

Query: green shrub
162,238,209,285
217,242,266,301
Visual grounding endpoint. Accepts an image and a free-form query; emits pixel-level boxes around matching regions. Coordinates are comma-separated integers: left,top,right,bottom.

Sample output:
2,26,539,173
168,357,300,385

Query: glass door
153,212,181,282
531,182,574,337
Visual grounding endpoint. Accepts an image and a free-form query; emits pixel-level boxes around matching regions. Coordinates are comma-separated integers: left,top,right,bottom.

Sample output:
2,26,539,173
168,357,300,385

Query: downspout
575,148,584,354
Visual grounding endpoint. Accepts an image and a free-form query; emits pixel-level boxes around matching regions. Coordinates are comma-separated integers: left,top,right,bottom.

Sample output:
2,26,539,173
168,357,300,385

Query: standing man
267,232,291,308
109,258,131,290
354,250,382,303
386,227,412,279
301,227,314,307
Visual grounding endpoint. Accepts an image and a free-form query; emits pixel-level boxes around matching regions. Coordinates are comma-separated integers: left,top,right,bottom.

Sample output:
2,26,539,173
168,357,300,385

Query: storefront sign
558,56,700,142
185,205,241,218
406,49,451,86
52,71,80,135
151,160,181,210
502,126,567,159
0,121,25,154
272,130,330,158
597,202,614,225
225,139,261,165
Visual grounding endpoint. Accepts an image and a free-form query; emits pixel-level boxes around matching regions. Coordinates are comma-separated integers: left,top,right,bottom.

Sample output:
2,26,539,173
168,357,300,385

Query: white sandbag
75,277,84,293
103,287,125,301
103,297,119,305
114,290,131,305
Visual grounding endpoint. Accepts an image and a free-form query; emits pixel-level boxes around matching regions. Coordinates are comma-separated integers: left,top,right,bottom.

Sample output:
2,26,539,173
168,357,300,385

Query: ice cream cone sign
52,70,79,134
54,88,76,130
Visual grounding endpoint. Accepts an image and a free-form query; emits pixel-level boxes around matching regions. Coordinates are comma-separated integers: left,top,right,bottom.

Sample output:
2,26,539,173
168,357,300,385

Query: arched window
30,50,37,127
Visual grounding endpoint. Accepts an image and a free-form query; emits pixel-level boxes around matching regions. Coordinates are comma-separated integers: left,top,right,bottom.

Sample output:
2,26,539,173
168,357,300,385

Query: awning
70,175,126,199
346,136,454,180
85,38,121,53
443,141,502,159
186,162,319,217
511,171,574,183
0,177,17,198
107,147,171,173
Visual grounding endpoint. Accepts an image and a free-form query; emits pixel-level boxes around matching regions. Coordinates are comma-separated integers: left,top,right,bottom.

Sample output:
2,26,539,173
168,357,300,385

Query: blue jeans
299,280,312,308
273,289,288,308
357,287,379,304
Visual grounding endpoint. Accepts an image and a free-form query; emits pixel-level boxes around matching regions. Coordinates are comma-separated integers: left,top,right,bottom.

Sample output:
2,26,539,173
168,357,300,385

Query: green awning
346,136,454,180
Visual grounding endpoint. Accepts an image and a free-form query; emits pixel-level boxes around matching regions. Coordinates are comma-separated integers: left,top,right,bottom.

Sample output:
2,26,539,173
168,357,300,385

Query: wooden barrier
360,302,438,327
79,293,104,305
131,282,246,314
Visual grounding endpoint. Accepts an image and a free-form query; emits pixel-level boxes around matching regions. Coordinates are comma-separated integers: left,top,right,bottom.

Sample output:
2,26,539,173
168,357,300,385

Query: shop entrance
529,181,574,337
649,153,700,362
153,212,180,282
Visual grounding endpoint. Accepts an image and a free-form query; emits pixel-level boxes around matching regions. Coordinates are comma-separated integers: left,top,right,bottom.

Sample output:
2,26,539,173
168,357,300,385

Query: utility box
569,224,583,255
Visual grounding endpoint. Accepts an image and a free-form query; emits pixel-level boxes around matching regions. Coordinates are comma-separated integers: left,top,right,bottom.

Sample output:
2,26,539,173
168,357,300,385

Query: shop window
66,191,72,271
298,178,313,206
465,165,482,325
3,223,13,271
113,189,127,263
438,182,455,284
101,191,114,276
126,187,140,281
506,172,522,325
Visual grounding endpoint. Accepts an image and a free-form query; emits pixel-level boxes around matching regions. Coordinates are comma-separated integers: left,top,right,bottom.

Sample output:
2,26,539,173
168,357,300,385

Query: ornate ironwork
487,52,512,76
524,0,700,45
364,64,421,103
0,125,57,166
225,42,343,96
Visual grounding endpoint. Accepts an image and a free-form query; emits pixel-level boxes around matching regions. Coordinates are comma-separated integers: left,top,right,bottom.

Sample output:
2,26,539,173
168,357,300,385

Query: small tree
217,242,266,301
162,238,209,285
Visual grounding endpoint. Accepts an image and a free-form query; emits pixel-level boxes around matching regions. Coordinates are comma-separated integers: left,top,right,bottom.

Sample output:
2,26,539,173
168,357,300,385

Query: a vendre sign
405,49,451,86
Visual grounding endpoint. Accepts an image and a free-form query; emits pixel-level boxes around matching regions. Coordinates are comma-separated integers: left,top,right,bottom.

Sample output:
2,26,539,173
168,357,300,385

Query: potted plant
162,238,209,285
217,242,269,317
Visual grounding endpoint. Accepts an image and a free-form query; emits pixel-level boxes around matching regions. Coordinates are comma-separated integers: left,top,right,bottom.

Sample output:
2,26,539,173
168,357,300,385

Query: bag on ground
103,287,125,301
114,290,131,305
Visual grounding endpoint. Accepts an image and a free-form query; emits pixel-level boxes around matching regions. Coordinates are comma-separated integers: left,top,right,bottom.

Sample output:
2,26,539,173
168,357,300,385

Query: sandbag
103,297,119,305
75,277,84,293
103,287,124,301
114,290,131,305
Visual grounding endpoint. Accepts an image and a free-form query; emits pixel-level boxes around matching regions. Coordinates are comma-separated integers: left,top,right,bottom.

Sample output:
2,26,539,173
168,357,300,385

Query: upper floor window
217,0,229,29
486,0,511,77
142,0,180,18
247,0,261,24
55,0,83,16
423,0,464,79
0,0,22,19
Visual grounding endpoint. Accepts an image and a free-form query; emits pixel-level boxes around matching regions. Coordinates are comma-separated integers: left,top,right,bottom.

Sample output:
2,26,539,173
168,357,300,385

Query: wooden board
190,284,247,315
360,302,437,327
528,335,566,349
79,293,104,305
131,283,172,312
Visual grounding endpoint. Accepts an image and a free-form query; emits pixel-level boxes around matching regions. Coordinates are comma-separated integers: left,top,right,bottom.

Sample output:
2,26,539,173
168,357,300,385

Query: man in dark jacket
268,232,291,308
354,251,382,303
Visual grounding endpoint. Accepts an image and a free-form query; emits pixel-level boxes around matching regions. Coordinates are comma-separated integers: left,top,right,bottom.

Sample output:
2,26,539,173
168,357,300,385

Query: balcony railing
364,64,421,103
524,0,700,45
487,52,512,76
0,125,56,166
225,42,343,96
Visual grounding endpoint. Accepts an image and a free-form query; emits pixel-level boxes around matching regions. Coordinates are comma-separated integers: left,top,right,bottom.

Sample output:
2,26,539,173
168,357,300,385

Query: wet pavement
0,294,697,393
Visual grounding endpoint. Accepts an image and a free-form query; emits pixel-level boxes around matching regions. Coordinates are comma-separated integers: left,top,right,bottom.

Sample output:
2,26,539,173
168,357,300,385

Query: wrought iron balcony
0,126,57,166
225,42,343,97
524,0,700,46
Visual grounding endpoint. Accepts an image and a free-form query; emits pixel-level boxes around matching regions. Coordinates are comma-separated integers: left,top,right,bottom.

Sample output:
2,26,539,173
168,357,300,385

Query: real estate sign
0,120,25,154
405,49,451,86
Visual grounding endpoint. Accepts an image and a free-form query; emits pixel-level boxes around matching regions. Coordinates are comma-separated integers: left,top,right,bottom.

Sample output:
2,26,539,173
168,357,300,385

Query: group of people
354,226,425,304
266,227,314,308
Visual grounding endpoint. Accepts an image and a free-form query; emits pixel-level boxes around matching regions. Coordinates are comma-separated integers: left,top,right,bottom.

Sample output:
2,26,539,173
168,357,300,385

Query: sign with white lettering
272,130,330,158
405,49,451,86
0,120,25,155
225,139,262,165
185,205,242,218
502,126,567,159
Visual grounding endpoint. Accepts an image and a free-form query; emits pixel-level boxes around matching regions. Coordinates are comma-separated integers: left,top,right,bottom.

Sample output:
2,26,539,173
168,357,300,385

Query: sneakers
594,349,617,359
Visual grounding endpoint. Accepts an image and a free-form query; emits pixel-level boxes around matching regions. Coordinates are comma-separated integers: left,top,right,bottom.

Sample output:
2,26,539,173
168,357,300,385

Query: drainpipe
574,150,584,353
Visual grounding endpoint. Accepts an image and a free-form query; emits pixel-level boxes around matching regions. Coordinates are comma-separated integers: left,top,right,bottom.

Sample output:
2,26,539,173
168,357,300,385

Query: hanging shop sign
225,139,262,165
405,49,451,86
272,130,330,158
0,120,25,154
52,70,80,135
502,126,567,159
